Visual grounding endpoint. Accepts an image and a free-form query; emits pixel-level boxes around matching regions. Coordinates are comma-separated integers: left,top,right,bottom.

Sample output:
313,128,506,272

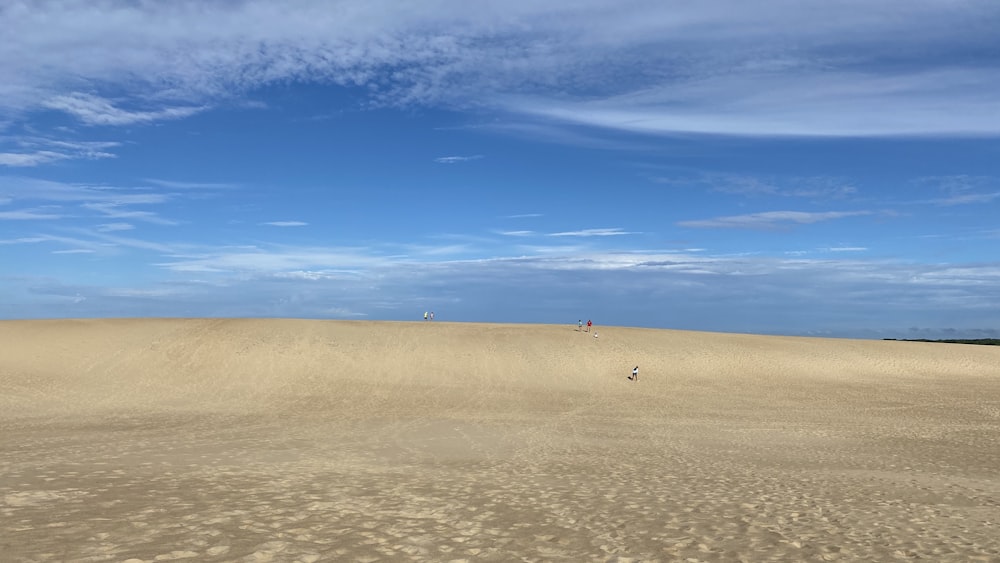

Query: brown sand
1,318,999,562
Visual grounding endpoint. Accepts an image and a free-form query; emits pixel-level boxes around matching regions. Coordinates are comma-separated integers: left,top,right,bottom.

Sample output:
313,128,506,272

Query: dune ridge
2,318,999,562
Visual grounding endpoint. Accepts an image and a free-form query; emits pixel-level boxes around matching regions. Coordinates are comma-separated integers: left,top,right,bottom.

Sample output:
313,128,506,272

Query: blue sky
2,0,999,338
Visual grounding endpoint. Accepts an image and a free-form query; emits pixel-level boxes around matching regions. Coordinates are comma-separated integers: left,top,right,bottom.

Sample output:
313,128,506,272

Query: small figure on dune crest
430,311,434,321
424,311,428,321
628,365,638,381
587,319,592,332
578,319,583,331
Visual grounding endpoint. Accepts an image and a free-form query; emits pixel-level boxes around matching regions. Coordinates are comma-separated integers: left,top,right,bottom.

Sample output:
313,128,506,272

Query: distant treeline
883,338,1000,346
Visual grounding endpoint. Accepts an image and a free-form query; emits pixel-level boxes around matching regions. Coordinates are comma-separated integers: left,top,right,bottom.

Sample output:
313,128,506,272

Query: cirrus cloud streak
2,1,999,137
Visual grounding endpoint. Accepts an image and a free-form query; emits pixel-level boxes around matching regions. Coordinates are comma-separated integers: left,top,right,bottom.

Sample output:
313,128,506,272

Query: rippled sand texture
2,318,999,562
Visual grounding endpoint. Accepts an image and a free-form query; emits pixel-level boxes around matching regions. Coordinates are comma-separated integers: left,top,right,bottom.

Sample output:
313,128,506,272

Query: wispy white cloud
96,222,135,232
3,1,997,137
0,208,65,220
261,221,308,227
0,151,68,167
0,176,231,226
654,173,858,199
81,231,184,254
144,179,237,190
478,121,659,151
511,68,1000,137
503,213,543,219
934,191,1000,206
679,210,872,230
0,236,47,245
0,232,123,256
434,155,484,164
271,270,366,281
42,93,205,126
1,176,166,204
397,243,472,256
155,246,390,274
910,175,1000,206
102,287,183,298
42,139,120,154
783,245,868,256
82,202,179,225
498,230,535,237
0,138,119,167
909,266,1000,287
513,244,588,255
548,228,638,237
15,232,130,254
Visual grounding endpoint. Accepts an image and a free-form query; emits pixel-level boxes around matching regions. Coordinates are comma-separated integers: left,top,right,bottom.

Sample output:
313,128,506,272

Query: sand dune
2,318,999,562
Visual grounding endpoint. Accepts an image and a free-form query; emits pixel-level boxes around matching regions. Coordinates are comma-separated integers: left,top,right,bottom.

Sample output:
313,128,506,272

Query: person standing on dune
587,319,592,332
630,366,638,381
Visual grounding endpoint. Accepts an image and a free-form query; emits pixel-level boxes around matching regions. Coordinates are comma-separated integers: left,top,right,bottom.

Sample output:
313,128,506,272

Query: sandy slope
1,318,998,562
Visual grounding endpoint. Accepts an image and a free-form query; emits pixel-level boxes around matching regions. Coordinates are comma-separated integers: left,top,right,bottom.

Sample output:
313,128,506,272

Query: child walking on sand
629,366,638,381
